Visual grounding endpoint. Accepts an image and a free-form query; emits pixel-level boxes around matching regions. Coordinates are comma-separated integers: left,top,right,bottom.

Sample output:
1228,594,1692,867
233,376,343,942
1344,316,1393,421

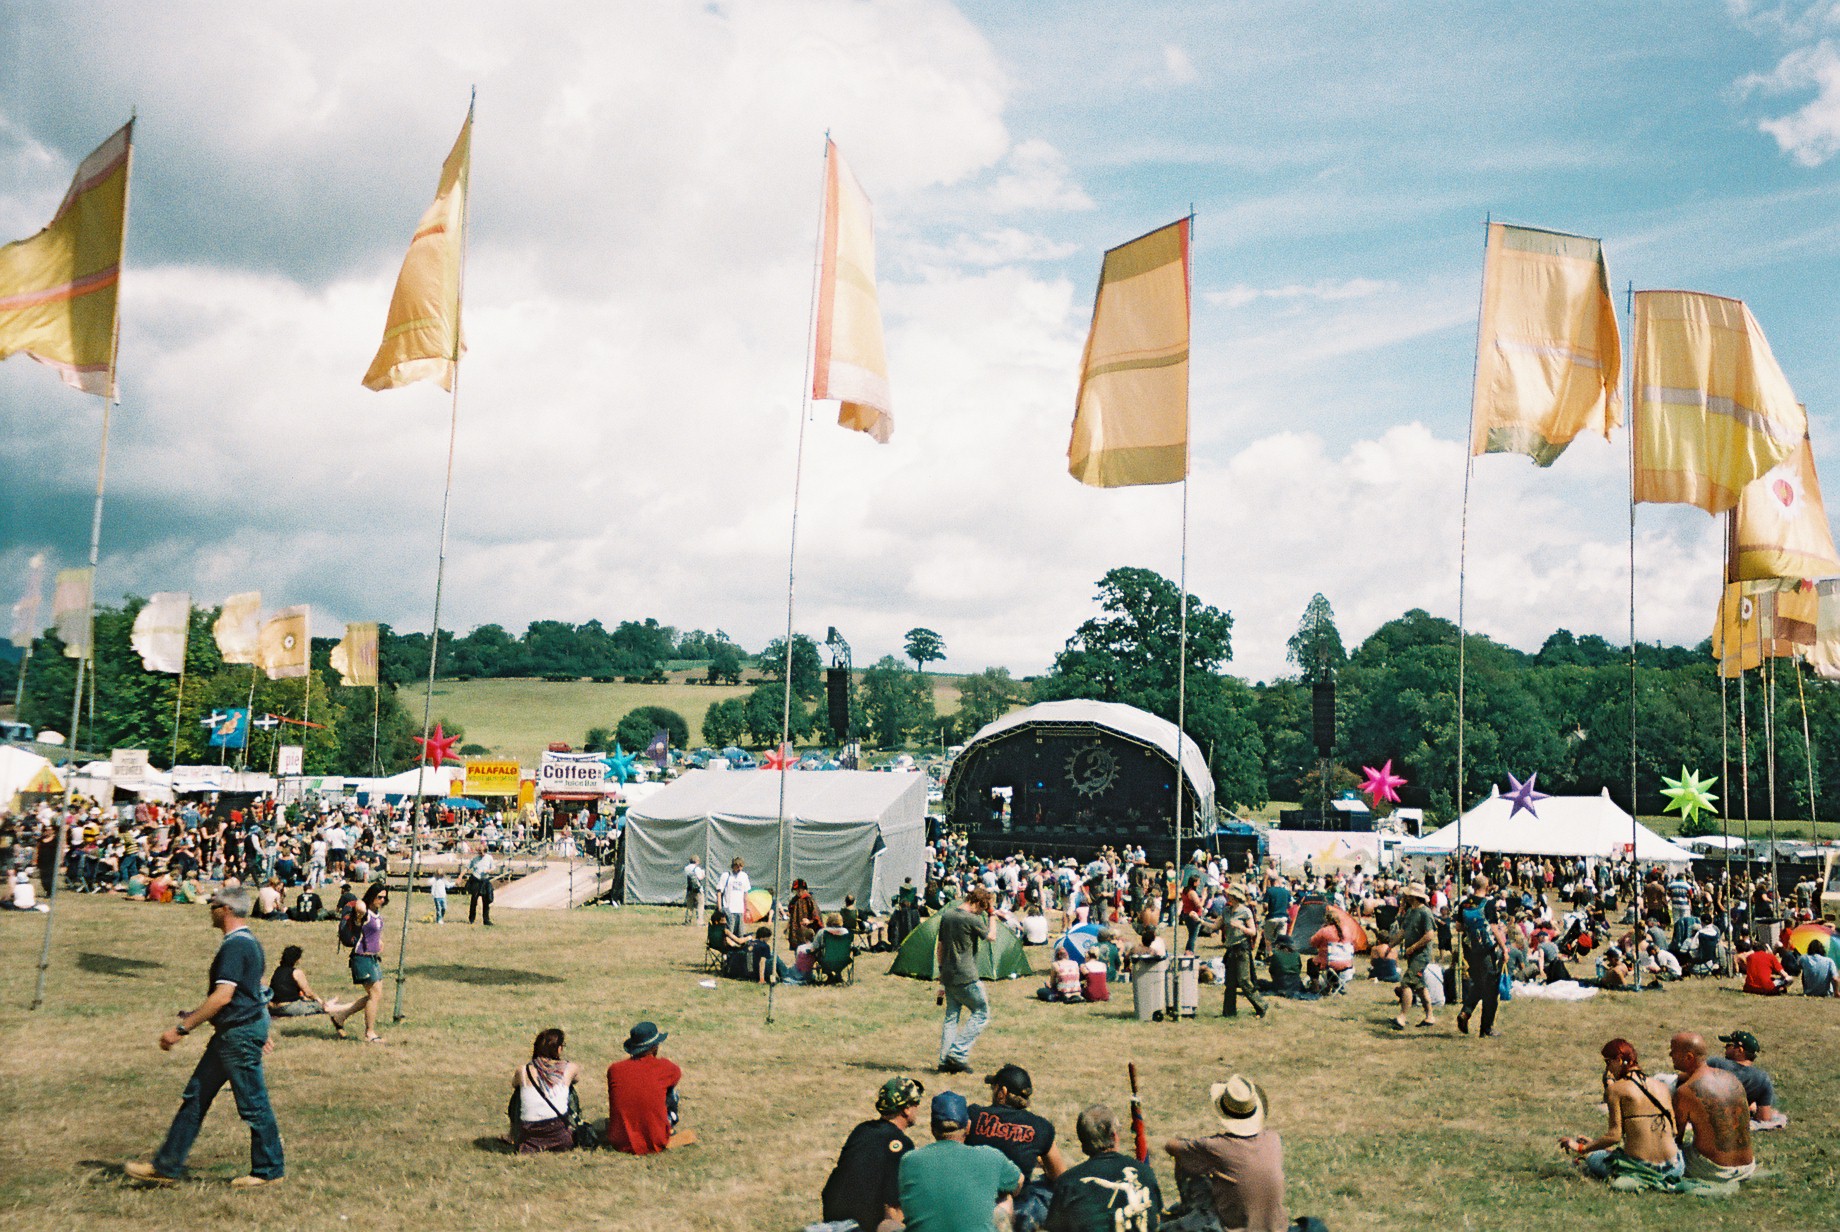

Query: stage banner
538,750,608,795
110,748,148,787
463,758,520,797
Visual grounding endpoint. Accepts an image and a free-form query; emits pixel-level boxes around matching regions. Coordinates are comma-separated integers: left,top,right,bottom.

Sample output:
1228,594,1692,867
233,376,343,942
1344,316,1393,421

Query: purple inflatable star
1504,771,1550,819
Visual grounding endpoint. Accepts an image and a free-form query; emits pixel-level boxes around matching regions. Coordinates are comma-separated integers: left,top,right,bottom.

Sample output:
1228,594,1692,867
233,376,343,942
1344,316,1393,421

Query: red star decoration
414,722,462,766
763,743,795,771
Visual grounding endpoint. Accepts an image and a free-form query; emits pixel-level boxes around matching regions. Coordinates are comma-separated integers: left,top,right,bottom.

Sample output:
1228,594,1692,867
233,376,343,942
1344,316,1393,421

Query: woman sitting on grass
510,1028,583,1154
265,945,359,1023
1560,1038,1681,1181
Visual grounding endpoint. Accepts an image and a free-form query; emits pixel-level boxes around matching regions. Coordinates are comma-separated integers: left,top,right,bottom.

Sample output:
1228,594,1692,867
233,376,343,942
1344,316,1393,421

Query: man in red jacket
606,1021,696,1154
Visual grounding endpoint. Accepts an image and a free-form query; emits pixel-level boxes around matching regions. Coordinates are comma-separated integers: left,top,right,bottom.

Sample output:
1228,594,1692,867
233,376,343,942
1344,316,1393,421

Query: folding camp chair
815,930,856,985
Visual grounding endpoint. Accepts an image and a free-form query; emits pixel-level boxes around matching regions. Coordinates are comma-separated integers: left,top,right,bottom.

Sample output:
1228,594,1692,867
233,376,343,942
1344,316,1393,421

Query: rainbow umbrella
743,888,775,924
1784,920,1834,955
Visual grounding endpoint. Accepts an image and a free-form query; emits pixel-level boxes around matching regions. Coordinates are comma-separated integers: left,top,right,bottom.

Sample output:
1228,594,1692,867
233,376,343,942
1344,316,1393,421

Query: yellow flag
1633,290,1805,513
1469,223,1621,466
0,122,131,398
330,621,379,686
213,591,263,664
1731,430,1840,582
1809,579,1840,681
1069,218,1190,487
1711,580,1814,676
130,591,190,674
362,107,471,392
51,568,93,660
811,139,894,443
259,605,310,679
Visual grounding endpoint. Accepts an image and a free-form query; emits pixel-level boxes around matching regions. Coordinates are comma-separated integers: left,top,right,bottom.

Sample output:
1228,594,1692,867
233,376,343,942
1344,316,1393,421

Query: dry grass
3,896,1836,1232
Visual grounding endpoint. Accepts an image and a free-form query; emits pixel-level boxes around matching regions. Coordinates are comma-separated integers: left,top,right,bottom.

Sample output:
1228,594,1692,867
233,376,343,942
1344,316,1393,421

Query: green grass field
427,673,968,765
3,896,1835,1232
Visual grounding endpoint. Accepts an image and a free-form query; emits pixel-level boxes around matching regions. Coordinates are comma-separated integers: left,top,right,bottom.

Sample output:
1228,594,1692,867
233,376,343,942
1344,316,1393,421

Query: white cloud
1205,277,1396,310
981,138,1095,213
1743,39,1840,165
1162,44,1199,85
904,226,1079,267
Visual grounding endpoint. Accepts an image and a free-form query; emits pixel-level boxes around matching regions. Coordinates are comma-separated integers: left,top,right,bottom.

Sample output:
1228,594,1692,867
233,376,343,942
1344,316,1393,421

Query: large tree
903,627,946,671
953,667,1023,735
757,634,823,699
860,656,936,748
1285,593,1345,684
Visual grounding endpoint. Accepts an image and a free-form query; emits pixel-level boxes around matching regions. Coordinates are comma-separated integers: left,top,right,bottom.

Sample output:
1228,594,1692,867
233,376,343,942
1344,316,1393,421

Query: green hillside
426,671,966,765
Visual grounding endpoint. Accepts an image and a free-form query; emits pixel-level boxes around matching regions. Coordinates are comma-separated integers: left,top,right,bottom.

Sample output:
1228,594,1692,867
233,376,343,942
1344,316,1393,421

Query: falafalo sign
463,759,520,798
537,751,610,797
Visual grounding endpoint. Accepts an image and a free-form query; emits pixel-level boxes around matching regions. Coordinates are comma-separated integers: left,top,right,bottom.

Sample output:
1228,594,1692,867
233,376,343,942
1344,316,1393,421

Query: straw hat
1208,1074,1267,1137
1401,882,1430,901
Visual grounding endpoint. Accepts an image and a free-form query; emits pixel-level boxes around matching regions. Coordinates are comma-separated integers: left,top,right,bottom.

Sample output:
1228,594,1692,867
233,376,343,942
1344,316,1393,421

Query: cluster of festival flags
1466,221,1840,681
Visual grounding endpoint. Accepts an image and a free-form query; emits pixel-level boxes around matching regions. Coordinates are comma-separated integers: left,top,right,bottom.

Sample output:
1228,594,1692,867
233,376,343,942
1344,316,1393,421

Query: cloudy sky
6,1,1840,682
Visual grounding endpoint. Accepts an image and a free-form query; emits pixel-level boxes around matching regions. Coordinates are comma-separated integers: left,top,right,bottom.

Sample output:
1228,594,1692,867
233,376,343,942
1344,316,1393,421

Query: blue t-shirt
1262,884,1291,920
1799,952,1837,997
209,927,268,1028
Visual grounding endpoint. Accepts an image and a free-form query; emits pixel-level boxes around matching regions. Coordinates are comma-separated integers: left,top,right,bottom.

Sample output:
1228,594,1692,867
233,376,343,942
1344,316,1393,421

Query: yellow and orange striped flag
0,122,132,398
1069,218,1190,487
812,139,894,443
363,106,472,392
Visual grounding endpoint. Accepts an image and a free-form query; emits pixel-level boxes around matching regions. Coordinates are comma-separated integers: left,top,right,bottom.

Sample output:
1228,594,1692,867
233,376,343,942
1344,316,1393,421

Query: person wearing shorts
333,882,389,1044
1392,882,1436,1029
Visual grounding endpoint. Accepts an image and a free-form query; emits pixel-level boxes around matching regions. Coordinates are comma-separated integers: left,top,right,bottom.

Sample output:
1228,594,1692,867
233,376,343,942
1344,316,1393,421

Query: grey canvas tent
623,769,926,914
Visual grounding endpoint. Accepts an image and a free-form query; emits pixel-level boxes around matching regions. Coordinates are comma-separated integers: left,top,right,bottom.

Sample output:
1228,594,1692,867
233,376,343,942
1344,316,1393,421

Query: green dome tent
889,906,1034,981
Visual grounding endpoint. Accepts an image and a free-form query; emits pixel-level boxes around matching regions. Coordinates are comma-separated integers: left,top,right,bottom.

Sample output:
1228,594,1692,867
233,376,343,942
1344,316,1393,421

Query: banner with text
463,759,521,798
537,751,611,796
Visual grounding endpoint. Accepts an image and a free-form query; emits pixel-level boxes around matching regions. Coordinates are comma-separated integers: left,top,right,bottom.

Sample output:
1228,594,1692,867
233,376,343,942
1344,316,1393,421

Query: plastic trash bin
1132,957,1168,1021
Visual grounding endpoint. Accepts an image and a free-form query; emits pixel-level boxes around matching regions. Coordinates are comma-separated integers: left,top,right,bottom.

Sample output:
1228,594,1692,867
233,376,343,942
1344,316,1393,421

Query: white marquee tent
623,769,926,913
1,744,55,807
1400,786,1695,864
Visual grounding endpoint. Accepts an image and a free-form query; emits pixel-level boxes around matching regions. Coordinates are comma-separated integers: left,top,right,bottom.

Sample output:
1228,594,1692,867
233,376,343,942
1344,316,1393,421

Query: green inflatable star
1660,766,1718,823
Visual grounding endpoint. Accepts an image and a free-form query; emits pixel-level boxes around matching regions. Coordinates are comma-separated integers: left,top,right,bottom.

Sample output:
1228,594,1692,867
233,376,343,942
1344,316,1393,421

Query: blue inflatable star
1504,771,1550,819
603,744,639,785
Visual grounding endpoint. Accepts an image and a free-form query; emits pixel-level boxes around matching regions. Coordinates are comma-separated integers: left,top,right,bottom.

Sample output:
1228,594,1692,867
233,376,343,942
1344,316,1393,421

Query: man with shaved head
1669,1031,1755,1183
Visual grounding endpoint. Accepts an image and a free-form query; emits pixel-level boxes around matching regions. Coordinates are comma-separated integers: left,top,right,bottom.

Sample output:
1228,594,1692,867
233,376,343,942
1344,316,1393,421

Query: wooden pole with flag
356,94,474,1024
1066,214,1195,886
12,117,135,1010
767,134,894,1024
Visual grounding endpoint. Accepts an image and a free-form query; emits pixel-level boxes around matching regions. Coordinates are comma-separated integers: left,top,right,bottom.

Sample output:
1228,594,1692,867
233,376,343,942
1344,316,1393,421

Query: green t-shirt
900,1139,1023,1232
1396,905,1436,955
936,905,986,986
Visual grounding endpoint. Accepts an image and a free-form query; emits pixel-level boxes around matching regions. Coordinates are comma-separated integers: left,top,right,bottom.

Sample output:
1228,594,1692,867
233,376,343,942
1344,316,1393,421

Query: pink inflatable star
1359,759,1406,806
763,743,795,772
413,722,461,766
1504,771,1550,819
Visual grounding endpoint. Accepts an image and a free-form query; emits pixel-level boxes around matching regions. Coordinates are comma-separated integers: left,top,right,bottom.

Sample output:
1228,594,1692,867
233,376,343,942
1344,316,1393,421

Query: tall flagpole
1172,210,1194,888
395,90,474,1024
33,115,133,1011
767,134,830,1027
170,631,187,767
1452,217,1492,905
33,405,112,1010
1626,282,1639,864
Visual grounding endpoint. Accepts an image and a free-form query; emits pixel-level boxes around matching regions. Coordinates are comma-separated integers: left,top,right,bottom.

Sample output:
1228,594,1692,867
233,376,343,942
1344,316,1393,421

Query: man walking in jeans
127,885,284,1188
937,887,998,1074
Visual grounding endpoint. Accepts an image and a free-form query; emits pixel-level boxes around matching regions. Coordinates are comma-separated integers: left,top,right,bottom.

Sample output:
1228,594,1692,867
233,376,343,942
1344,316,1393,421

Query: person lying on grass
1559,1038,1681,1181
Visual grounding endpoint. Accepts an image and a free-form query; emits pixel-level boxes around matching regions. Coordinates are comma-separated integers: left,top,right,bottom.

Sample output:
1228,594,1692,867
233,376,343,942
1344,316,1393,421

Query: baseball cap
984,1063,1032,1095
876,1076,925,1115
930,1091,969,1126
1718,1029,1761,1057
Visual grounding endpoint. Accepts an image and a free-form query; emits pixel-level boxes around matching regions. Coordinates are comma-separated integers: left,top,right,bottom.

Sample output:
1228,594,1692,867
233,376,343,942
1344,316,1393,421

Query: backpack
337,904,361,949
